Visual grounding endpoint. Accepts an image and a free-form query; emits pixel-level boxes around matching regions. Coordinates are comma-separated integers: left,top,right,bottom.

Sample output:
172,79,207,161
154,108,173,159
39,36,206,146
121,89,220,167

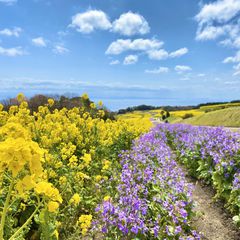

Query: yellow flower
48,98,55,107
98,100,103,107
17,93,25,102
90,103,96,109
81,93,89,100
48,201,59,212
69,193,81,206
75,172,90,181
0,136,43,177
68,155,78,167
59,176,67,185
35,181,62,203
81,153,91,166
16,175,36,195
77,214,92,236
102,160,111,171
53,230,59,239
103,195,110,201
95,175,102,182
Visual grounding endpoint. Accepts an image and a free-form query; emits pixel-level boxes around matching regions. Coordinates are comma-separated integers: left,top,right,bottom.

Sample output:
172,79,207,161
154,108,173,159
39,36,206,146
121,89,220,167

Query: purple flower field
95,124,240,239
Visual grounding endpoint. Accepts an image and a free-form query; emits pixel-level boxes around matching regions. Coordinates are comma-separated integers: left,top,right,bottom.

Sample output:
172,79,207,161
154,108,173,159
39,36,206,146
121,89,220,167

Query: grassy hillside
199,102,240,112
117,104,240,127
180,107,240,127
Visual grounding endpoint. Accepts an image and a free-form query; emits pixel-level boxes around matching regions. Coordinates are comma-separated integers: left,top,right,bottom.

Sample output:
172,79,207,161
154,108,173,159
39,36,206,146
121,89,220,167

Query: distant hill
180,107,240,127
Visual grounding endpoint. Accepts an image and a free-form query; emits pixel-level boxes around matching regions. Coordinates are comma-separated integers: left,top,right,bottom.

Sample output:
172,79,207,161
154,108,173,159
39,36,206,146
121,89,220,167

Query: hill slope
180,107,240,127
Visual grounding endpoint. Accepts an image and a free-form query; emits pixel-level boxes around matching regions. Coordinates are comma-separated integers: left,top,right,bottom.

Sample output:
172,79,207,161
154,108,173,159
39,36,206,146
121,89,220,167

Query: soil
188,177,240,240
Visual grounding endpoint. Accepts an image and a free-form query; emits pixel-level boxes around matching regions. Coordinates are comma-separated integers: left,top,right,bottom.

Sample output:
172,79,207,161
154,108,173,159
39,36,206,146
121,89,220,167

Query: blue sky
0,0,240,110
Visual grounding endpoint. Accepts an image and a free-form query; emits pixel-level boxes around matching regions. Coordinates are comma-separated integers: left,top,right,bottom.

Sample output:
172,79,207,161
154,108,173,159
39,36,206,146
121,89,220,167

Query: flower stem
9,203,40,240
0,179,14,240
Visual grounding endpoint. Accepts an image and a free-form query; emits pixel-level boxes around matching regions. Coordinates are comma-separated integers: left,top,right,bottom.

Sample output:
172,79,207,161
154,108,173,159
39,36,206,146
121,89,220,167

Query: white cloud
222,36,240,48
198,73,206,77
195,0,240,76
233,37,240,48
169,47,188,58
32,37,47,47
196,0,240,24
0,27,22,37
219,38,234,47
195,0,240,41
233,62,240,75
223,51,240,63
53,45,69,54
70,10,112,33
123,55,138,65
234,62,240,70
196,25,227,41
233,71,240,76
0,0,17,5
147,49,168,60
112,12,150,36
175,65,192,73
106,38,163,55
145,67,169,74
0,46,25,56
106,38,188,63
110,60,120,65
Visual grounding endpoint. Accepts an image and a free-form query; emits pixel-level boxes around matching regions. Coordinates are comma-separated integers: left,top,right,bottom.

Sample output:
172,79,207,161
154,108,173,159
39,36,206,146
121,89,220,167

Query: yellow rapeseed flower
69,193,81,206
48,98,55,107
48,201,59,212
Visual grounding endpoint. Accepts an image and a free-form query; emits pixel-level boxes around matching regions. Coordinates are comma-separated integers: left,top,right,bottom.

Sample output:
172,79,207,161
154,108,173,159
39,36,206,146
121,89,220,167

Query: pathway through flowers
189,177,239,239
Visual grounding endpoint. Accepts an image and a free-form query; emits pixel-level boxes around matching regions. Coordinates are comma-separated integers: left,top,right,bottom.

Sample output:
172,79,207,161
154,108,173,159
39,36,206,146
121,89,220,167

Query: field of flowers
0,94,152,240
1,93,239,239
155,124,240,226
95,128,200,239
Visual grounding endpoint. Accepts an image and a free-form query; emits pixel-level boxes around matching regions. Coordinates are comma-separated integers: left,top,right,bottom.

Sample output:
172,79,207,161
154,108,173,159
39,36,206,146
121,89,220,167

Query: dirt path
188,178,240,240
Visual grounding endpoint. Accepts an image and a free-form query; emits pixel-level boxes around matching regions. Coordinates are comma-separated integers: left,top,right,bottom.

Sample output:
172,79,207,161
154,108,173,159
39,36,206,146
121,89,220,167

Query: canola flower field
0,94,240,239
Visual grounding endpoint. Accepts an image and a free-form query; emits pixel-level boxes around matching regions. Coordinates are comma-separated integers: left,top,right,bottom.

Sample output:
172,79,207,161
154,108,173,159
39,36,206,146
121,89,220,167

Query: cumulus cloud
0,46,25,56
112,12,150,36
53,45,69,54
32,37,47,47
145,67,169,74
110,60,120,65
169,47,188,58
70,10,112,33
225,37,240,49
147,49,168,60
106,38,188,63
196,0,240,24
195,0,240,75
195,0,240,41
175,65,192,73
123,55,138,65
70,10,150,36
196,25,228,41
223,51,240,63
0,27,22,37
106,38,163,55
0,0,17,5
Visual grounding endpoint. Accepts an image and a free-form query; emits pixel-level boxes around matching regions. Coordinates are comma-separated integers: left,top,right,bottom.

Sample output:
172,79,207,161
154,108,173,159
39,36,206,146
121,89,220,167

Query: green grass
180,107,240,127
199,102,240,112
